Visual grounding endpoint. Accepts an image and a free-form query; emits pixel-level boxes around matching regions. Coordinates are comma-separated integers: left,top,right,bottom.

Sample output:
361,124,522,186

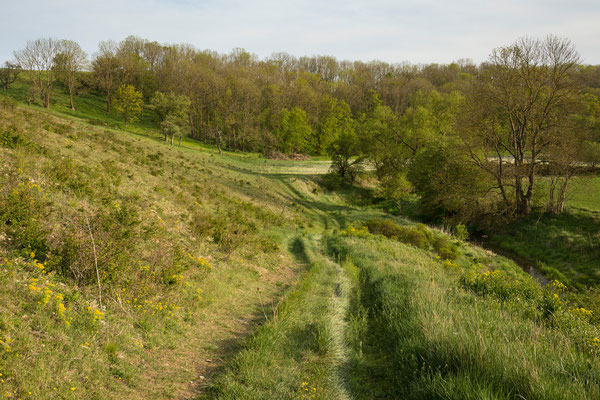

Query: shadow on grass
491,207,600,287
219,163,378,230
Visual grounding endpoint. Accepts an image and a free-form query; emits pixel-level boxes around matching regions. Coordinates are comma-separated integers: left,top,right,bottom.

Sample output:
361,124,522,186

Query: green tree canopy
278,107,311,154
113,84,143,125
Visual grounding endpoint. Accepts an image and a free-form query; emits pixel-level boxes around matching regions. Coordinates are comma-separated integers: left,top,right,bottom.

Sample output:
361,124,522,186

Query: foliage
278,107,312,153
414,142,494,221
150,91,190,143
458,36,586,215
113,84,143,125
454,223,469,241
363,218,458,260
327,124,363,182
53,40,88,110
149,91,190,122
0,61,21,92
0,178,50,258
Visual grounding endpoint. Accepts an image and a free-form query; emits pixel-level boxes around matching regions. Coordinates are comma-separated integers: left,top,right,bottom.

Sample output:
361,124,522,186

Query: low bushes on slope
344,218,459,260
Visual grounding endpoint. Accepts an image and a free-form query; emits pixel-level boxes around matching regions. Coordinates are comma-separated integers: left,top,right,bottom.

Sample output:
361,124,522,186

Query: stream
473,236,550,286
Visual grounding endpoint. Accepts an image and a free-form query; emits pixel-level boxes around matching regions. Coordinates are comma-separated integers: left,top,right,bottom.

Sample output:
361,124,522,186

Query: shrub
431,233,459,261
538,292,564,319
0,180,50,259
341,225,370,238
460,269,542,303
396,227,429,249
454,223,469,241
365,219,429,249
365,219,403,238
320,172,345,191
0,125,29,149
0,95,17,110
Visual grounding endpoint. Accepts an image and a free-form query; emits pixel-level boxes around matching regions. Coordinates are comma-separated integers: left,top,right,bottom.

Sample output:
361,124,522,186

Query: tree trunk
44,89,50,108
515,180,531,215
548,179,556,213
69,90,75,111
217,129,223,155
556,178,569,214
178,135,182,146
170,135,174,146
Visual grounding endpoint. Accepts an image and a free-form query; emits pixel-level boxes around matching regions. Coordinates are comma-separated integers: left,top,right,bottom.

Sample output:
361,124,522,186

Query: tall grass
200,236,351,400
327,235,600,399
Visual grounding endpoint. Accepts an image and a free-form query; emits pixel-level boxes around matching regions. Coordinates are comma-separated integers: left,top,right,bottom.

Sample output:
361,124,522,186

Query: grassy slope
488,175,600,320
0,97,340,399
1,85,600,399
327,235,600,399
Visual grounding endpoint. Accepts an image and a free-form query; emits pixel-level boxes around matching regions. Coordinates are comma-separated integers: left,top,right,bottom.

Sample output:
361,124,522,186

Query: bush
0,180,50,259
0,95,17,110
454,223,469,241
365,218,403,238
0,125,29,149
396,227,429,249
320,173,345,191
365,219,429,249
341,225,371,238
431,233,459,261
460,269,542,303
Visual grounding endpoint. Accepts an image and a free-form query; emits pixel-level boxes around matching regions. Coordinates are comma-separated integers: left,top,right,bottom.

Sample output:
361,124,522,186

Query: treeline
3,35,600,220
2,36,486,153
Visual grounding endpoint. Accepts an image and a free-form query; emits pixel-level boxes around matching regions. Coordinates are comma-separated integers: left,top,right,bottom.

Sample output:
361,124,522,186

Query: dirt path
127,256,301,400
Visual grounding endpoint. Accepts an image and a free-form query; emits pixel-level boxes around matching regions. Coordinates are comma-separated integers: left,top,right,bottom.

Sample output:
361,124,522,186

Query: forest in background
3,35,600,224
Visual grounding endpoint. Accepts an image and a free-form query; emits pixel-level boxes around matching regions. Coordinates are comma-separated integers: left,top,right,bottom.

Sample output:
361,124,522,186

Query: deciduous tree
54,40,87,110
149,91,190,143
0,61,21,92
92,41,122,112
14,38,60,107
277,107,311,154
459,35,583,215
113,84,143,125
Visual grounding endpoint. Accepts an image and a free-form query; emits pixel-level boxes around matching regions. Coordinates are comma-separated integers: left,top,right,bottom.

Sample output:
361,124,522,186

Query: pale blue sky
2,0,599,64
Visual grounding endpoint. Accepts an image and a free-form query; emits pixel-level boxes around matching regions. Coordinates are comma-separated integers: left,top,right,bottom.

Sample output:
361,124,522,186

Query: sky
2,0,600,65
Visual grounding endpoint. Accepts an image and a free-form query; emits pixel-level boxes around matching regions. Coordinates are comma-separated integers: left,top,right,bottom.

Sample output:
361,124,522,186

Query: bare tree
459,35,583,215
0,61,21,92
14,38,60,108
55,40,88,111
92,40,122,112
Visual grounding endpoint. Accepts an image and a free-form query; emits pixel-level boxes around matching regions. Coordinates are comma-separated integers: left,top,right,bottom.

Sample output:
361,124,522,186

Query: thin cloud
1,0,599,64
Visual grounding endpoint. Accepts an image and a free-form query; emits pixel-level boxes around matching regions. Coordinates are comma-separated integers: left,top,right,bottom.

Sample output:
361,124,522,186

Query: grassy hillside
1,87,600,399
0,96,333,399
485,175,600,321
3,74,158,136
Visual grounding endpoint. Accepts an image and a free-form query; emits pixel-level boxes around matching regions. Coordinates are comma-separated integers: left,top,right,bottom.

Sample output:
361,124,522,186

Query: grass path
196,235,355,399
323,255,353,400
